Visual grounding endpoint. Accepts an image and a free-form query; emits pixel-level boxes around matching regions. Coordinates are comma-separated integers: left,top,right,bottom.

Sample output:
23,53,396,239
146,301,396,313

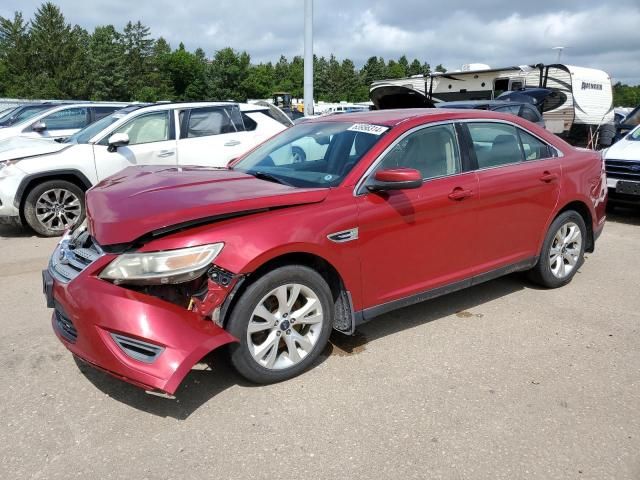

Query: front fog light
100,243,223,285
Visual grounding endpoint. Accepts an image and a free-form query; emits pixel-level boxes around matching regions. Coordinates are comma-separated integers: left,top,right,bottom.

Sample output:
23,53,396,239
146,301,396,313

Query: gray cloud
2,0,639,84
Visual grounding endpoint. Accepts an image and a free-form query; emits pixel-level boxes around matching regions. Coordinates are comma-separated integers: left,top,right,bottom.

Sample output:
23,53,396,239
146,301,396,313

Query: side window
183,107,237,138
467,122,523,169
41,108,89,130
93,106,118,121
519,105,541,123
518,129,552,161
242,113,258,131
101,111,170,146
378,123,461,179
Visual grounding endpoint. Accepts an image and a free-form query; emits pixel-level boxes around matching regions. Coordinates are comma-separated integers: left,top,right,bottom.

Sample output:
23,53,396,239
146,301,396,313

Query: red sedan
43,109,607,394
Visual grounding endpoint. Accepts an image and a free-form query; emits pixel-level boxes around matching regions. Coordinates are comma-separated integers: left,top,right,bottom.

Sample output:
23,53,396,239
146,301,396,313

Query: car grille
49,227,103,283
54,305,78,343
605,159,640,182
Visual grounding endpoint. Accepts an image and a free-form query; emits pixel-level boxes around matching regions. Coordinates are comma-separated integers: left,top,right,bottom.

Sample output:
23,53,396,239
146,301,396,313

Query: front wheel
227,266,333,384
23,180,85,236
529,211,586,288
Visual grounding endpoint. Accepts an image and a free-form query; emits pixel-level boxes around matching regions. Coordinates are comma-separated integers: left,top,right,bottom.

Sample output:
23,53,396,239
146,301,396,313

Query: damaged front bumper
45,247,238,395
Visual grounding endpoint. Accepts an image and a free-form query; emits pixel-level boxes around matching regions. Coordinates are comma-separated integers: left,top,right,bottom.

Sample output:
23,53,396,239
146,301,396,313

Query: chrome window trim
353,120,463,196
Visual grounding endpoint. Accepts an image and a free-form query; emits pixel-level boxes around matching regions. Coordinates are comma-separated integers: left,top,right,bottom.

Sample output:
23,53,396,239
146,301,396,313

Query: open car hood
369,84,436,110
86,166,329,246
0,136,69,162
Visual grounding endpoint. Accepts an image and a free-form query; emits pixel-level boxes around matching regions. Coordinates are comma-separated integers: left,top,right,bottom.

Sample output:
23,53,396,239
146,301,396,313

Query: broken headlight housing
99,243,223,286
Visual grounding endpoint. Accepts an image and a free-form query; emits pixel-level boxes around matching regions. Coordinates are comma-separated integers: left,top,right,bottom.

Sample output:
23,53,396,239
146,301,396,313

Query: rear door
176,105,250,167
463,121,561,273
92,109,177,180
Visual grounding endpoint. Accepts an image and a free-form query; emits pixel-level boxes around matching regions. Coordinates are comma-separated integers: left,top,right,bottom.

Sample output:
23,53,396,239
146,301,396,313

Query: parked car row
41,108,607,394
0,101,130,141
0,101,290,235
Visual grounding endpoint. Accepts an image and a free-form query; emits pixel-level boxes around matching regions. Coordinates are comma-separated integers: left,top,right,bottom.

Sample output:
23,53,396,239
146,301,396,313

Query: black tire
291,146,306,163
227,265,333,384
23,180,86,237
528,210,587,288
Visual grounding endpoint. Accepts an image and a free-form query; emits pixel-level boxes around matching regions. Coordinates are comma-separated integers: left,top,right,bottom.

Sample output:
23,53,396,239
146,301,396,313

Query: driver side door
93,110,177,180
356,122,480,312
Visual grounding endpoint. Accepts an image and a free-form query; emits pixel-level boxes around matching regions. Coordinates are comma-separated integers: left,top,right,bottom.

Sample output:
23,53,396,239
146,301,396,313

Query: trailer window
541,91,567,113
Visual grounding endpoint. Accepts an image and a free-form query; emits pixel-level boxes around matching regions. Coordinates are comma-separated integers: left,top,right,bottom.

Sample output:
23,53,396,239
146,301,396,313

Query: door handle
224,140,241,147
158,150,175,158
540,171,558,183
448,188,473,201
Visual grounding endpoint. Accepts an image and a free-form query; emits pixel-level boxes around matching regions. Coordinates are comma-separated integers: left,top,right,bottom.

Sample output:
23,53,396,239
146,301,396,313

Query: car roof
301,108,524,127
129,101,268,113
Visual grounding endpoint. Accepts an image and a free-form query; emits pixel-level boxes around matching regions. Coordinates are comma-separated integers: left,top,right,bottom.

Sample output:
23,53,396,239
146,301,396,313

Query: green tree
243,62,275,99
122,20,154,100
0,11,30,97
88,25,126,100
166,42,206,100
207,47,251,101
28,2,88,98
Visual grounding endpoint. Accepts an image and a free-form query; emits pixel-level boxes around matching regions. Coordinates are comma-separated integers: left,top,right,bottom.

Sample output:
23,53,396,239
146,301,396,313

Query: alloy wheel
35,188,82,232
549,221,582,279
247,283,324,370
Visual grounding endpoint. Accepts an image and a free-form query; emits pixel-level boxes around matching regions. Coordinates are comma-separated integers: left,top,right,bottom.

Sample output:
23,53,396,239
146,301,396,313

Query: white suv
0,102,291,235
0,102,129,141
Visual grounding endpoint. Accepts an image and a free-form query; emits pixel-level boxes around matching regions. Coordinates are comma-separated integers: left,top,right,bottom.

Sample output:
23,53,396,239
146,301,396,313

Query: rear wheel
227,265,333,384
23,180,85,236
529,210,586,288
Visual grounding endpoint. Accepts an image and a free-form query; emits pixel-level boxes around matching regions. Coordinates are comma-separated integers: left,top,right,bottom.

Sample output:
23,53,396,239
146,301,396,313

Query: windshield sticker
347,123,389,135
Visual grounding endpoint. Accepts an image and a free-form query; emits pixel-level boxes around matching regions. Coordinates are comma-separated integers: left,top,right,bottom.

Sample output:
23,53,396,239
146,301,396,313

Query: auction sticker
347,123,389,135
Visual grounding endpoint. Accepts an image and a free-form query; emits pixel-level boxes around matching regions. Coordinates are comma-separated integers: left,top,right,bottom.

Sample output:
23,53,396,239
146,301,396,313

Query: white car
604,124,640,205
0,102,129,141
0,102,290,235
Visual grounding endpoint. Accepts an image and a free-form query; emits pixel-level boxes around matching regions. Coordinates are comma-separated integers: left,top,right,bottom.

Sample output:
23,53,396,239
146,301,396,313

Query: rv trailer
370,64,615,147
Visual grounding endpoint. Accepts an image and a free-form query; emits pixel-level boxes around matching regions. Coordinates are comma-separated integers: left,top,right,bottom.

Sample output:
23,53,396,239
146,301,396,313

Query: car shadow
74,343,336,420
606,205,640,226
331,273,529,353
77,272,530,419
0,223,34,238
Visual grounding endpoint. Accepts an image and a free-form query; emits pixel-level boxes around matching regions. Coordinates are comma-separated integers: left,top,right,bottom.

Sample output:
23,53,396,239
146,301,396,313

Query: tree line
1,3,637,107
0,2,443,104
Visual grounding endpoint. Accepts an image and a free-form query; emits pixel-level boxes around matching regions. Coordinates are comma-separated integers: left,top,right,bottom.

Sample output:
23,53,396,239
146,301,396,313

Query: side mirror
32,121,47,132
367,168,423,192
107,133,130,152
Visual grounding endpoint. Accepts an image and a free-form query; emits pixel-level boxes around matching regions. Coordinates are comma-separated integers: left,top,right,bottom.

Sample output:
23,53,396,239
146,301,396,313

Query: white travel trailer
370,64,615,147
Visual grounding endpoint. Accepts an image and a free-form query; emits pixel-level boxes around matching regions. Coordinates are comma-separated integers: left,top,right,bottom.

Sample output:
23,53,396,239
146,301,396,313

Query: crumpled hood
86,166,329,246
605,137,640,161
0,136,70,162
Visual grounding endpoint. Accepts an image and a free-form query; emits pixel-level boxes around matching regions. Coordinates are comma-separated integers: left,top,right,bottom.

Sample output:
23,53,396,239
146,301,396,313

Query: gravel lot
1,208,639,480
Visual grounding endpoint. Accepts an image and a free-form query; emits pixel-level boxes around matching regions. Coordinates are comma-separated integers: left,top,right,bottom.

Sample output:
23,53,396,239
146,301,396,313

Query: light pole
304,0,314,116
552,46,565,63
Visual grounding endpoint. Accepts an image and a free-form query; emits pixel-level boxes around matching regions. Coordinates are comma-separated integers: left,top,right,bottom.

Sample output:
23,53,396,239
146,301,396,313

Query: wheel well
17,173,90,218
556,201,594,252
222,252,354,333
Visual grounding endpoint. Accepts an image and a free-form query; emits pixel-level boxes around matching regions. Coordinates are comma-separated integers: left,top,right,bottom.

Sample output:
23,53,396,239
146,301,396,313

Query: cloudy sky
3,0,640,84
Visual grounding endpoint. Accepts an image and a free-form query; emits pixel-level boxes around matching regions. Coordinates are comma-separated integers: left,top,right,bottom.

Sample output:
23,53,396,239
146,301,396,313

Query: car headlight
100,243,223,285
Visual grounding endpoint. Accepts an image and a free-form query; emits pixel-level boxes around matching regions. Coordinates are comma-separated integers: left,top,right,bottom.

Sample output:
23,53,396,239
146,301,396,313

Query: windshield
0,107,19,123
0,105,55,126
233,121,388,188
628,125,640,141
64,108,134,144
